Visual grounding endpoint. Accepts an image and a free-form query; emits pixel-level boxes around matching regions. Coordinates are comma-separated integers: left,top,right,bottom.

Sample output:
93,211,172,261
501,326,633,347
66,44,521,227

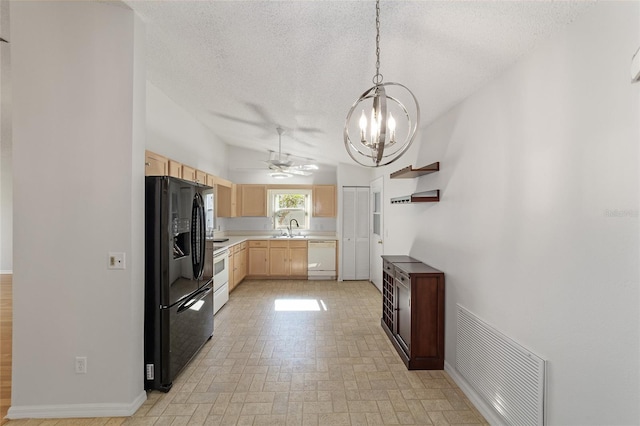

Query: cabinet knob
145,162,151,166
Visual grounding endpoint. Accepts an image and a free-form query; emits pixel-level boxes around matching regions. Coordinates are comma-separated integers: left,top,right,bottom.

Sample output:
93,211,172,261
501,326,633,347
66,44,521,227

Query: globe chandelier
344,0,420,167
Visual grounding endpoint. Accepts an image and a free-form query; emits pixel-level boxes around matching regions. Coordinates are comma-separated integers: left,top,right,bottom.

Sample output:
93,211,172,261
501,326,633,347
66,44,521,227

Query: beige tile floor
5,279,487,426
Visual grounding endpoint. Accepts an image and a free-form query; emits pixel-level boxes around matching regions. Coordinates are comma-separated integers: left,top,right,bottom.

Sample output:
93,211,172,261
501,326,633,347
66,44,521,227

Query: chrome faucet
288,218,299,236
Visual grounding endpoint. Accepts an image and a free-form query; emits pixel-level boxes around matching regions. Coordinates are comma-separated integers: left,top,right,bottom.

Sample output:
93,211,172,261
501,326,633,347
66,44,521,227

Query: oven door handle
177,283,213,314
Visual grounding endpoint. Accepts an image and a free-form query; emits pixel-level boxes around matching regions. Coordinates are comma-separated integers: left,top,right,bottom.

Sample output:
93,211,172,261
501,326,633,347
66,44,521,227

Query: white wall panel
383,3,639,423
10,1,145,417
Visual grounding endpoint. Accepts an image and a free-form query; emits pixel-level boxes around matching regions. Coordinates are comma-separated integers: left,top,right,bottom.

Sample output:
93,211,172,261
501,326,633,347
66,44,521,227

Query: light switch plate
108,252,126,270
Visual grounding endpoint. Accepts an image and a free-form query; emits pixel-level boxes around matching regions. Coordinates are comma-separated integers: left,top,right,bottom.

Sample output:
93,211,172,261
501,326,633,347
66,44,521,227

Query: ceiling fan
211,102,323,147
265,127,318,178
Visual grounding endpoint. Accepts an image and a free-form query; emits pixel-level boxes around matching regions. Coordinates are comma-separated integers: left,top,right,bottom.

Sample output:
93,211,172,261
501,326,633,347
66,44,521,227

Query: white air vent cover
456,304,546,426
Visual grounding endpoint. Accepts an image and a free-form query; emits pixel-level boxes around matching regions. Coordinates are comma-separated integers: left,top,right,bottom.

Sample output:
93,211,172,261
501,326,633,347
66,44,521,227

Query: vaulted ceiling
126,0,593,167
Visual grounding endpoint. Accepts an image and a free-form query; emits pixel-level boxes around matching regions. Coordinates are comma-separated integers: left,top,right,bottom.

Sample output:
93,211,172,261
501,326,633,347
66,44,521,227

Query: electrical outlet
108,252,126,270
75,356,87,374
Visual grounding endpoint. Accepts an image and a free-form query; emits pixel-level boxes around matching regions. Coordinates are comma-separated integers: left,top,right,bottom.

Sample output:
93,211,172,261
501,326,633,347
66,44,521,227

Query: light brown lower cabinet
248,241,269,276
228,249,235,291
228,242,248,292
268,240,308,278
289,241,308,277
269,241,289,276
234,242,247,287
246,240,308,279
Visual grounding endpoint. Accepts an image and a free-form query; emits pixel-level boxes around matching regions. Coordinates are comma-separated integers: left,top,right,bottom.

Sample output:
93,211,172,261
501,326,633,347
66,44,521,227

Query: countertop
207,234,338,254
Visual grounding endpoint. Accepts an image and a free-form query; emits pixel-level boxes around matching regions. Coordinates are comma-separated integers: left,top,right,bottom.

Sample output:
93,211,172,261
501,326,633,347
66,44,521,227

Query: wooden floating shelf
391,190,440,204
390,162,440,179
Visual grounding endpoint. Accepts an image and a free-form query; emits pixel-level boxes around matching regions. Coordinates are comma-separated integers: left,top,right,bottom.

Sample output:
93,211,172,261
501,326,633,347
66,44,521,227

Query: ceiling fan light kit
344,0,420,167
270,171,293,179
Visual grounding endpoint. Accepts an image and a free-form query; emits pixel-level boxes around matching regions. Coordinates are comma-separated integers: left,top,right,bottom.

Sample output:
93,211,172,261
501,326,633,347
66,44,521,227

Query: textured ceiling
125,0,594,167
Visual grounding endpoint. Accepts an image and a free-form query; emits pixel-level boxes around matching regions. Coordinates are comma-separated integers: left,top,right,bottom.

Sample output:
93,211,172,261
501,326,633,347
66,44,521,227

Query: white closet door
342,187,356,280
342,186,370,280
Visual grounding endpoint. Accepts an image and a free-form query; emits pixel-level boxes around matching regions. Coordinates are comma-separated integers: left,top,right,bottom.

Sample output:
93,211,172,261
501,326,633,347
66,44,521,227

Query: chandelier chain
373,0,382,85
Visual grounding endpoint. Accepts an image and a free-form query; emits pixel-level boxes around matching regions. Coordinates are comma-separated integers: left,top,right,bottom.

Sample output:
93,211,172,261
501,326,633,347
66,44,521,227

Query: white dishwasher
308,240,337,280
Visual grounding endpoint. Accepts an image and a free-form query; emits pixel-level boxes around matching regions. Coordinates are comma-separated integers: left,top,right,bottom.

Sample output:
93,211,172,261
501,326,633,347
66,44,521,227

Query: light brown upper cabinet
239,184,267,217
195,170,207,185
144,150,168,176
182,164,196,182
168,160,182,179
216,178,237,218
206,174,216,188
313,185,337,217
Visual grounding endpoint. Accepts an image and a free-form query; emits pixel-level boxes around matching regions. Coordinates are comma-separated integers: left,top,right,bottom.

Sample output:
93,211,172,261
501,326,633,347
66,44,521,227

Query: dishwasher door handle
309,241,337,248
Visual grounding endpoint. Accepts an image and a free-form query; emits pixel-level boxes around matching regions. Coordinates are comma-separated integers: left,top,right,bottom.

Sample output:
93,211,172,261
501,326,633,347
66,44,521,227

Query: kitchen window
268,189,311,231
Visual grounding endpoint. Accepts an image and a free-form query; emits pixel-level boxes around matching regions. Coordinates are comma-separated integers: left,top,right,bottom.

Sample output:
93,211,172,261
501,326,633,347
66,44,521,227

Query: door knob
378,240,383,244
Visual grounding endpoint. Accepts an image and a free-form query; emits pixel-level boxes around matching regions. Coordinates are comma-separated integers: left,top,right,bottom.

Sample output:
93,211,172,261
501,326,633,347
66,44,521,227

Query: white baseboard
444,361,504,426
0,270,13,275
7,390,146,419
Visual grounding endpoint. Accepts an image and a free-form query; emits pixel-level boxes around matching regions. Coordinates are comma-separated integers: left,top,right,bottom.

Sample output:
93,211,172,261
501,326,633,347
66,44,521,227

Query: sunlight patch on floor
274,298,327,311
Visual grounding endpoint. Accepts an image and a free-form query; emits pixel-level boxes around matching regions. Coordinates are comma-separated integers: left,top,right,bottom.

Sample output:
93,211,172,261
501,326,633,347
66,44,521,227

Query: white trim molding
7,391,146,420
444,360,504,426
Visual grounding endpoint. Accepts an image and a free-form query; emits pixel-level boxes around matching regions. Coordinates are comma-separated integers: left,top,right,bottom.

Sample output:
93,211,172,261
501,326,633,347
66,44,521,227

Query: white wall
0,0,12,273
10,1,146,417
146,81,229,177
382,3,639,424
337,162,372,188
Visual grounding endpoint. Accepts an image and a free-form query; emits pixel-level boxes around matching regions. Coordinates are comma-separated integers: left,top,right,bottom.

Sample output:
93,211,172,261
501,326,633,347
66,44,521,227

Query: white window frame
268,189,312,231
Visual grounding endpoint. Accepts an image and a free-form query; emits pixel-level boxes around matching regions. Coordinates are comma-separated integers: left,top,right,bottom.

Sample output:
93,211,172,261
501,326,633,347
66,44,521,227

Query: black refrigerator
144,176,214,392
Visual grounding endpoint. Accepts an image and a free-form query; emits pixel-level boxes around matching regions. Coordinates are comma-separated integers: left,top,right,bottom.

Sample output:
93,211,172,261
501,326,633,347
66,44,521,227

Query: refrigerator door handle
191,192,206,280
176,283,213,314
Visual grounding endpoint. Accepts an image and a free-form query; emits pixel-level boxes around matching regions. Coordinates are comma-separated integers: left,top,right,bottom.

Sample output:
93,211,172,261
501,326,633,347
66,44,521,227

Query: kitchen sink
272,235,308,239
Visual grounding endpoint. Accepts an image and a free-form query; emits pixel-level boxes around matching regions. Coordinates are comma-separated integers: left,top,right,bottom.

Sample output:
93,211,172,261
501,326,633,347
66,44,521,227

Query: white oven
213,248,229,314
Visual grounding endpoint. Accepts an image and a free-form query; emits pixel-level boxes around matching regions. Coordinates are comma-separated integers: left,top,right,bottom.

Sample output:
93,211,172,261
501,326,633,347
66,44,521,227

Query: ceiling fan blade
296,126,324,135
245,102,276,126
289,163,319,171
210,111,266,127
284,168,312,176
265,160,294,169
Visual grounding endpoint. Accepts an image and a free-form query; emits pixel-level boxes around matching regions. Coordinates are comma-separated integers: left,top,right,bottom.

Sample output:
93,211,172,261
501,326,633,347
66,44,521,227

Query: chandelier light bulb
359,110,367,142
388,113,396,144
